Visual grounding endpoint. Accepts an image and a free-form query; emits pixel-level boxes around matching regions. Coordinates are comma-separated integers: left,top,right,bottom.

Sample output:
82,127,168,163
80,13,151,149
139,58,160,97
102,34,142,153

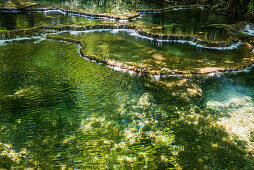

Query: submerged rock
138,92,153,108
228,96,252,108
187,83,202,98
206,95,254,154
206,100,225,111
0,142,28,167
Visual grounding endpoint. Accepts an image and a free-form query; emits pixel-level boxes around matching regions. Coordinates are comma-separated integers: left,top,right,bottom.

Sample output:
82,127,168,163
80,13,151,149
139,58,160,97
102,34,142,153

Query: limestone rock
228,96,252,108
138,93,153,108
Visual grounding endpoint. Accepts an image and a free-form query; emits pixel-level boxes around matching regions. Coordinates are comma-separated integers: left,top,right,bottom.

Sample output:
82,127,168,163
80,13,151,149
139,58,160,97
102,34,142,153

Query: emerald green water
0,39,152,168
0,7,254,169
0,38,253,169
138,8,238,40
56,30,252,72
0,12,104,30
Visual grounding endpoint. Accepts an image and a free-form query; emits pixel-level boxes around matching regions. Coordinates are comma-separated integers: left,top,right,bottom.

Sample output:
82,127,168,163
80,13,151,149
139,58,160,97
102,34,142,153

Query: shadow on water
0,39,149,168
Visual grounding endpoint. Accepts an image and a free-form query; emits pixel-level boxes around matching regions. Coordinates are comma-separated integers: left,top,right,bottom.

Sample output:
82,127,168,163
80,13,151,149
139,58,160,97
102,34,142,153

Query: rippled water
0,7,253,169
55,30,252,72
0,11,104,30
138,8,239,40
0,39,157,168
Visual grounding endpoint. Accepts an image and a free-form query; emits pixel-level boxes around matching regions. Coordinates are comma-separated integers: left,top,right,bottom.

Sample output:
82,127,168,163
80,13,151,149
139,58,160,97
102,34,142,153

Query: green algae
138,7,240,41
0,38,253,169
49,30,254,74
0,39,170,168
0,4,253,169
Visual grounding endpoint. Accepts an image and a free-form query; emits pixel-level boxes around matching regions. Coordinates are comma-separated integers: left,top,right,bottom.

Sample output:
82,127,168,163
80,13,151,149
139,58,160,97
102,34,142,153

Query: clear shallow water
201,68,254,158
138,8,238,40
55,30,252,72
0,7,253,169
0,11,104,30
0,38,253,169
0,39,153,168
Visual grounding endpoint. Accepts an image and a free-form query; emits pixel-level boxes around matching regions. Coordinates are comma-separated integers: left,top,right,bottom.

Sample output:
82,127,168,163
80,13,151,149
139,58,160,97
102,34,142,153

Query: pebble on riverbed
206,96,254,153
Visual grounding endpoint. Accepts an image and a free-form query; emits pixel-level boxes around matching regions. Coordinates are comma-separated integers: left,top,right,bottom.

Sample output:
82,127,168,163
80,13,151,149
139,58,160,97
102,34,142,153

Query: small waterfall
0,36,43,46
241,24,254,36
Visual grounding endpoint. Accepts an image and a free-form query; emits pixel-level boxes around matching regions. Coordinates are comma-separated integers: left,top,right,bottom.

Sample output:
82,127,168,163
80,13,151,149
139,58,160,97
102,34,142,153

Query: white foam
59,29,131,35
107,65,139,76
0,36,43,46
43,9,66,15
54,29,242,50
48,29,250,77
111,29,122,34
42,9,135,22
150,74,161,81
126,30,242,50
119,19,129,23
241,24,254,36
206,72,223,78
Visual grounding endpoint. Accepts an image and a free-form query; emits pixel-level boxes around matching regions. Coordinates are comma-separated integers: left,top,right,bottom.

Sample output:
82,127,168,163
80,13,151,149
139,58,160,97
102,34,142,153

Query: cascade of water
0,36,43,46
241,24,254,36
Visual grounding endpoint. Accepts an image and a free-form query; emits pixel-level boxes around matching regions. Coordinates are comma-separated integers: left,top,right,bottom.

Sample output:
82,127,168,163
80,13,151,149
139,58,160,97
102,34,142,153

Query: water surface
55,30,252,73
0,36,253,169
0,11,104,30
138,8,239,41
0,39,158,168
0,6,253,169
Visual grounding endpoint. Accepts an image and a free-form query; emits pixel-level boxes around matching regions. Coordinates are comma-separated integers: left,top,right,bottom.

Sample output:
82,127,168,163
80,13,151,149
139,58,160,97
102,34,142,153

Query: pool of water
0,36,253,169
0,6,253,169
0,11,105,30
138,8,239,40
0,8,238,42
55,30,252,73
28,0,154,13
0,39,165,168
